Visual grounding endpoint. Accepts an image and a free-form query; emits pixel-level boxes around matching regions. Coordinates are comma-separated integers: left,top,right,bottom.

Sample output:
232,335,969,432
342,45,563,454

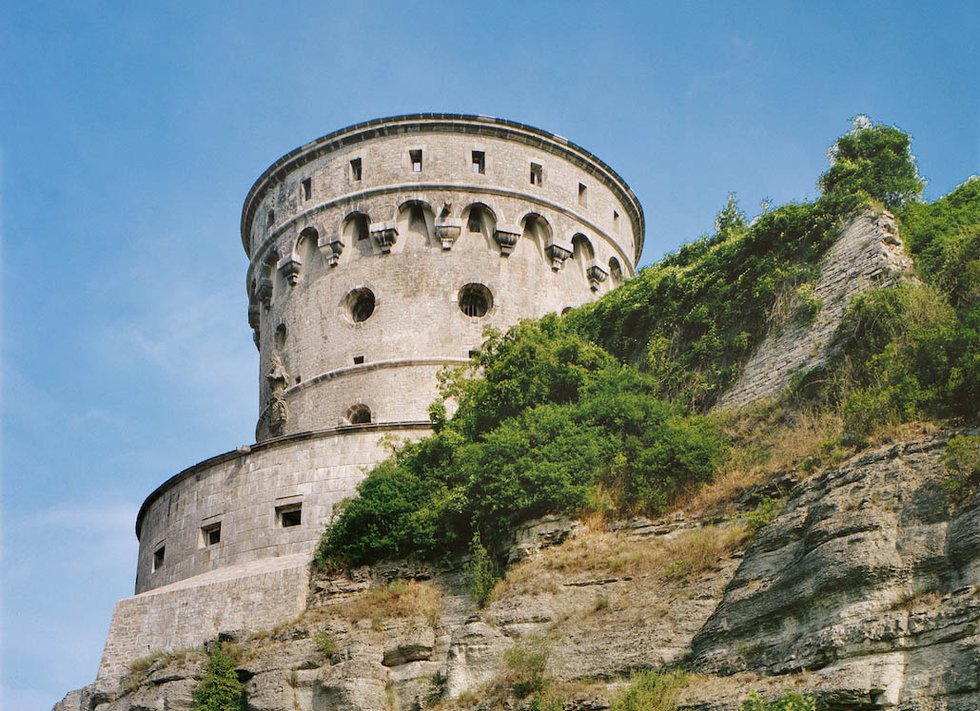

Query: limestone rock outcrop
55,431,979,711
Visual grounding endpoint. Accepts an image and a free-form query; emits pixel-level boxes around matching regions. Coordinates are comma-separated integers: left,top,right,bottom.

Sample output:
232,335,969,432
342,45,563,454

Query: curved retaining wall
134,423,430,593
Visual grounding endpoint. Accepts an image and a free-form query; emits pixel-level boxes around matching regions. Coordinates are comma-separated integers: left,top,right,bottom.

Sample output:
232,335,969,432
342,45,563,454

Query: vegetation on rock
193,643,245,711
316,118,978,571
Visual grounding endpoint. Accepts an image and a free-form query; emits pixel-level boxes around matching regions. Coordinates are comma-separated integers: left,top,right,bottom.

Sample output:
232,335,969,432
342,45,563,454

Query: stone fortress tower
99,114,643,684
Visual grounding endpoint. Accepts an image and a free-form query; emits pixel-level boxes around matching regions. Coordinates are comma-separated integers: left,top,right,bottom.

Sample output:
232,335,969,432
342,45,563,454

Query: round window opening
459,284,492,318
345,288,376,323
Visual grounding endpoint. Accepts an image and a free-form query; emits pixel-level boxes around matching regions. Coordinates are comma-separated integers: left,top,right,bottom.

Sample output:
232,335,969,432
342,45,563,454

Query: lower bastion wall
97,555,310,689
135,423,430,593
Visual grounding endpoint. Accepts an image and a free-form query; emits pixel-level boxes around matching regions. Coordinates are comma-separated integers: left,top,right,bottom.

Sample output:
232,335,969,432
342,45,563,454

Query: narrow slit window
267,209,275,227
472,151,485,174
153,546,165,571
578,183,588,207
410,149,423,173
349,158,362,182
301,178,312,201
277,504,302,528
200,522,221,548
613,210,620,230
530,163,543,186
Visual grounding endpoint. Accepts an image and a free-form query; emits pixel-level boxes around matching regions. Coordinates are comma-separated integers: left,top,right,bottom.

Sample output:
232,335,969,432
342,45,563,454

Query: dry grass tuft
327,579,442,626
689,404,844,516
495,524,747,600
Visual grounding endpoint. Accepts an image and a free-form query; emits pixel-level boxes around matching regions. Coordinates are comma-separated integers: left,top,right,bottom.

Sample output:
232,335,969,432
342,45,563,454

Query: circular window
458,284,492,318
345,288,376,323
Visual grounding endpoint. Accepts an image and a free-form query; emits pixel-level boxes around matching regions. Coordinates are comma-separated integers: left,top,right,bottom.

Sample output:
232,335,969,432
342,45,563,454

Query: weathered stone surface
717,209,915,410
313,657,390,711
445,621,513,698
691,432,980,709
382,618,436,666
507,515,582,565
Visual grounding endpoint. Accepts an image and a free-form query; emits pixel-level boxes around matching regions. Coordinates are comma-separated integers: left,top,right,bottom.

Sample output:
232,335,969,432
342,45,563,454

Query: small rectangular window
472,151,485,174
301,178,312,201
153,545,165,571
277,503,302,528
613,210,620,231
353,355,365,365
267,209,275,227
200,522,221,548
349,158,362,182
530,163,543,186
410,149,423,173
578,183,588,207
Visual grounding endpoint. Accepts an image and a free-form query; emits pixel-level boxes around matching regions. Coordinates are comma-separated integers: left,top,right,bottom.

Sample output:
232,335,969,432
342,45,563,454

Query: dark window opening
295,375,301,384
472,150,485,174
350,158,362,182
353,355,365,365
201,522,221,547
351,213,370,241
467,206,485,233
277,504,302,528
530,163,543,186
613,210,620,229
459,284,492,318
468,349,479,358
267,209,275,227
153,546,165,571
410,149,423,172
274,323,287,349
348,289,375,323
301,178,312,201
578,183,588,207
347,404,372,424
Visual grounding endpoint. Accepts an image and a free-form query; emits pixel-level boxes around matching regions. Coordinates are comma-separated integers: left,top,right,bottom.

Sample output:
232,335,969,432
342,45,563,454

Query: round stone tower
132,115,642,595
242,114,643,440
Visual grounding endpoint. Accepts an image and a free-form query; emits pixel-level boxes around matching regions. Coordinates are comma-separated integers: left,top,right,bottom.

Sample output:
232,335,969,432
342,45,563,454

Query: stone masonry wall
716,210,914,410
135,424,429,593
97,555,310,691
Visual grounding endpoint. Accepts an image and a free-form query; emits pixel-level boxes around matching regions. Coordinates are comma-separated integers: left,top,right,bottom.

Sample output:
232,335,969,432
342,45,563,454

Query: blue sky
1,2,976,708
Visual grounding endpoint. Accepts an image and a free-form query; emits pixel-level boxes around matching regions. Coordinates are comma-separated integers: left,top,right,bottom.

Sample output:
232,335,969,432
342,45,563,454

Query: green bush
193,644,244,711
316,321,726,568
313,631,336,657
745,497,782,535
819,116,924,211
503,638,550,698
466,532,496,607
942,434,980,499
610,670,691,711
741,691,816,711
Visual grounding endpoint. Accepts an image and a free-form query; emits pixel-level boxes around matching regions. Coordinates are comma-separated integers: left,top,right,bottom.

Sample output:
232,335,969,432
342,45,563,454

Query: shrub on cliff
316,319,726,567
193,644,244,711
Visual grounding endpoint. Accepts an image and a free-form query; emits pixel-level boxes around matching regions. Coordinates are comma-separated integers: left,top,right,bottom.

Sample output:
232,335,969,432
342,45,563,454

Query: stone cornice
244,182,637,291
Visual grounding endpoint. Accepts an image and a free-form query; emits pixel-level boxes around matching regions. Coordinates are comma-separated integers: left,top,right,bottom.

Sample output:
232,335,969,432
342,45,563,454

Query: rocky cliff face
56,430,979,711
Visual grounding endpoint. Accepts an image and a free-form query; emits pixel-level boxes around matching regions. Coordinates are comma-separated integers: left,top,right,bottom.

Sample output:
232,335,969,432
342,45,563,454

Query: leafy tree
819,116,924,211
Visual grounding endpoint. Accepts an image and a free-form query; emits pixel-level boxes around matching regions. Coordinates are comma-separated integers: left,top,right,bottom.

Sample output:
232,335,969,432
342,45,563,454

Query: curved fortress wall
133,115,643,595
